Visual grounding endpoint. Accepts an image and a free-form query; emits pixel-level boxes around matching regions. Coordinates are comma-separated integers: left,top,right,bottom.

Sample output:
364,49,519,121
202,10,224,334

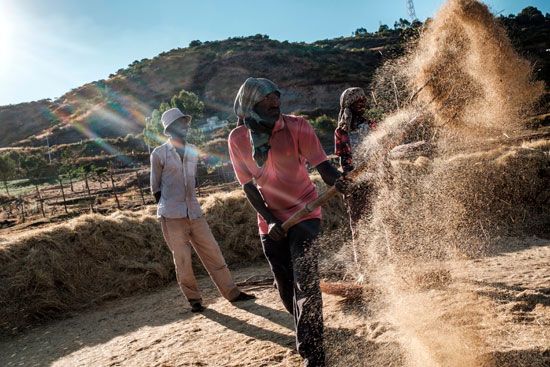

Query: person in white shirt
150,107,254,312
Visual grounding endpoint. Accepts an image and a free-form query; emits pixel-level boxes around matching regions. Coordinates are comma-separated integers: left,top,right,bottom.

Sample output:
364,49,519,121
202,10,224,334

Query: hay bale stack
0,211,171,336
364,135,550,262
199,190,263,264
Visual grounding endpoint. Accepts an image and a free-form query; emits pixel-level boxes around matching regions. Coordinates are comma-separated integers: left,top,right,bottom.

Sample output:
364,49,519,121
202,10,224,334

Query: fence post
35,185,46,218
135,171,145,206
110,169,121,210
84,172,94,213
58,176,68,214
19,195,25,222
7,202,13,217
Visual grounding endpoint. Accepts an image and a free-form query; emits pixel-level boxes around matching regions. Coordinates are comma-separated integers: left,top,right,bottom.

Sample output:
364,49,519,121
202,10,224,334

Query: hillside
0,8,548,149
0,35,399,149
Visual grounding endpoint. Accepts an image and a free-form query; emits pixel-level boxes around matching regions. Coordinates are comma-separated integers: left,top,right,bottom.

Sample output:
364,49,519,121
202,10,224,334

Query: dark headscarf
337,87,367,132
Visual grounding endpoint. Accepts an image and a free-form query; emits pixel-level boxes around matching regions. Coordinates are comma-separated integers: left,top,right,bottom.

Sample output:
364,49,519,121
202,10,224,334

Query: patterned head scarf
337,87,367,131
234,78,280,120
234,77,281,167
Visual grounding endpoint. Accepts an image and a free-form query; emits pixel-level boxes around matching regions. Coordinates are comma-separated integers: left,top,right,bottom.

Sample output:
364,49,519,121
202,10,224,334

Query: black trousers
260,219,325,367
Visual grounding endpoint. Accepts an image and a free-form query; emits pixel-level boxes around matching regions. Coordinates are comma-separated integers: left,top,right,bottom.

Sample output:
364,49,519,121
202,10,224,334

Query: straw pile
0,211,171,336
199,190,262,264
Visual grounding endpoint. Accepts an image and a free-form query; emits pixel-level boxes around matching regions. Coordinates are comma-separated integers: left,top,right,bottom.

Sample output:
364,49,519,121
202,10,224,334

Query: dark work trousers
260,219,325,367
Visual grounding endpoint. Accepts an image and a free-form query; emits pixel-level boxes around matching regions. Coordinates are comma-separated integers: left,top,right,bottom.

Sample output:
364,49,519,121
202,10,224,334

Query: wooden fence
0,165,237,227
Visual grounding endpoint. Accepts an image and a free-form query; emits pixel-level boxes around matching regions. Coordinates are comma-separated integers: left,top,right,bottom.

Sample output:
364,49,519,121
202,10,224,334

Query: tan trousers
160,216,241,302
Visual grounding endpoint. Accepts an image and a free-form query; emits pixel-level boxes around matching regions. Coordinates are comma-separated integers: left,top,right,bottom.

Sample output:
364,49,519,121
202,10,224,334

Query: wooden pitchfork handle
281,166,369,232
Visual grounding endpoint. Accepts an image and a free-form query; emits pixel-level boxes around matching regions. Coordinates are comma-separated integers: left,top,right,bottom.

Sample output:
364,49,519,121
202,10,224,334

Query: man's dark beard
245,118,274,134
258,109,280,128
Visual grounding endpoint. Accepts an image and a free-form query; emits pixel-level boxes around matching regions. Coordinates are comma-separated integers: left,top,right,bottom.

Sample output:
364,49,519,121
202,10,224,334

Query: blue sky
0,0,548,106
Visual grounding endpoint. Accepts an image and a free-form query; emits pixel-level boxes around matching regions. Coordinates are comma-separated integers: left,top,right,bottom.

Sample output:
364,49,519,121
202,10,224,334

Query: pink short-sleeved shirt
228,114,328,235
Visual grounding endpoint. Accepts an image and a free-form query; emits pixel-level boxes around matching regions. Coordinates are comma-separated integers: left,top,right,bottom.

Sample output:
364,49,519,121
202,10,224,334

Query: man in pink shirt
228,78,349,367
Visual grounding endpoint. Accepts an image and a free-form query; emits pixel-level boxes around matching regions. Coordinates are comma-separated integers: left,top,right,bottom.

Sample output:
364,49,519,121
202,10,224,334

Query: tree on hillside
310,115,337,137
0,155,16,195
353,27,368,37
170,90,205,123
377,24,391,34
59,149,85,192
310,115,337,147
143,90,205,148
517,6,545,25
143,109,165,148
394,18,411,30
20,154,54,185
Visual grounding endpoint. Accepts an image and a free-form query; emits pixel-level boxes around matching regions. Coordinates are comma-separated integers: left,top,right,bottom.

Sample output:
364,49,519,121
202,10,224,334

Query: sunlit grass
2,178,57,197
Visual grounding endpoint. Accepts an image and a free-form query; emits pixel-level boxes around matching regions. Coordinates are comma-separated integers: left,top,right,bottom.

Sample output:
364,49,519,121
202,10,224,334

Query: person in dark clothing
334,87,377,279
228,77,350,367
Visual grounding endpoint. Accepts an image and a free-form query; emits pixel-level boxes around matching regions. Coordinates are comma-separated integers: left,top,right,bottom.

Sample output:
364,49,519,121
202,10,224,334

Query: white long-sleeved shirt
150,141,203,219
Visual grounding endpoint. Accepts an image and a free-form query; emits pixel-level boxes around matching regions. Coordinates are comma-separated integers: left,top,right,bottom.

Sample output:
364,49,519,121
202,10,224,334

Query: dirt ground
0,240,548,367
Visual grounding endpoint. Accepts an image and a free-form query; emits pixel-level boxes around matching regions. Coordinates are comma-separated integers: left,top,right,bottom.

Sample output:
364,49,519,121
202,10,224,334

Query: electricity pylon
406,0,418,21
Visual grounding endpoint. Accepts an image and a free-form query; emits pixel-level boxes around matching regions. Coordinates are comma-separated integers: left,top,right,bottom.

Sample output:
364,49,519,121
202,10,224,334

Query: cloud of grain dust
376,263,496,367
407,0,544,136
346,1,549,366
